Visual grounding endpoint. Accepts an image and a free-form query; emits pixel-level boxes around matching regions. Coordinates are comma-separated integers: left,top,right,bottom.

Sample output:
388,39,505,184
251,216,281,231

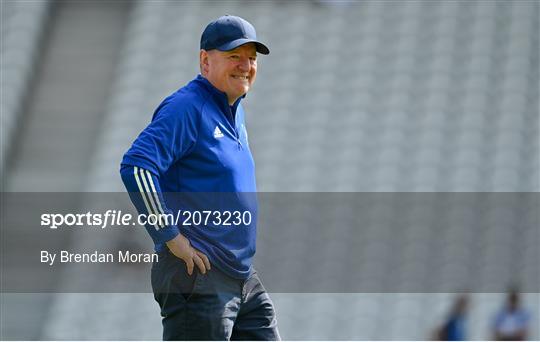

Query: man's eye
229,55,239,59
249,57,257,62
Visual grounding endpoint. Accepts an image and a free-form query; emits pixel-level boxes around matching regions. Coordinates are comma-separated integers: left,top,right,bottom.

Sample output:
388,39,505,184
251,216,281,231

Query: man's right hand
166,234,211,275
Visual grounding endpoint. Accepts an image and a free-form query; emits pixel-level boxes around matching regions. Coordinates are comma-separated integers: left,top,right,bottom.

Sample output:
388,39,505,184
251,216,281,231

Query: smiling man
201,44,258,105
120,15,279,340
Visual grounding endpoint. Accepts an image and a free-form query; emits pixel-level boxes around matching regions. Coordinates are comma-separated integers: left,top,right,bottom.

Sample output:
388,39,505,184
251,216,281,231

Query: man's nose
237,57,250,71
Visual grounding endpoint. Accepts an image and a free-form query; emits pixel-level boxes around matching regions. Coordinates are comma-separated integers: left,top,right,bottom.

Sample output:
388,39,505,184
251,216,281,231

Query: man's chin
233,87,249,98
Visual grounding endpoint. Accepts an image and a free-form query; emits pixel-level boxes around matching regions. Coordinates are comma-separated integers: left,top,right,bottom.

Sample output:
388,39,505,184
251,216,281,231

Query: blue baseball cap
200,15,270,55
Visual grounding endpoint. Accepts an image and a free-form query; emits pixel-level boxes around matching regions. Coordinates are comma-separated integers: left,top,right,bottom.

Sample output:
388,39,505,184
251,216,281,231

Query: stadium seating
1,0,50,175
3,0,538,340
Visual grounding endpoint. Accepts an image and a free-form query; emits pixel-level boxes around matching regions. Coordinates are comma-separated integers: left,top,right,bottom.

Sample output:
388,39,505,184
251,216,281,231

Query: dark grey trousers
151,251,280,341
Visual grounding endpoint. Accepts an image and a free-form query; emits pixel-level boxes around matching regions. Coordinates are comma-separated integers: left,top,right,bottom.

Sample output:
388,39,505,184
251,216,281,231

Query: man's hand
166,234,211,275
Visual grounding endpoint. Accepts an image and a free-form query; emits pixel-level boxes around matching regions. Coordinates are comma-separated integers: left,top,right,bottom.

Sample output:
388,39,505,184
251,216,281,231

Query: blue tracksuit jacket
120,74,257,279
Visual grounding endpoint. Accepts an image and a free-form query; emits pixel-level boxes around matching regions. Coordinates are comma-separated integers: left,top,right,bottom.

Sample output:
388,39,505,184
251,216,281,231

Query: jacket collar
195,74,245,114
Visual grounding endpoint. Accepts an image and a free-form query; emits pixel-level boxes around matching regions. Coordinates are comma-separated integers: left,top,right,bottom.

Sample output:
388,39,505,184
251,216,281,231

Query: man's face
201,43,257,104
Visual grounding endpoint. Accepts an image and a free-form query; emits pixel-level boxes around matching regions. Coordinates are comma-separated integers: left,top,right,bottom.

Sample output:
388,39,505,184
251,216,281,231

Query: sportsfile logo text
41,209,252,230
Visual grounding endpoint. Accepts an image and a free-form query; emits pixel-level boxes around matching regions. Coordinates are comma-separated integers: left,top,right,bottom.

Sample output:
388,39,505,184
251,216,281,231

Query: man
492,289,530,341
120,15,279,340
434,294,469,341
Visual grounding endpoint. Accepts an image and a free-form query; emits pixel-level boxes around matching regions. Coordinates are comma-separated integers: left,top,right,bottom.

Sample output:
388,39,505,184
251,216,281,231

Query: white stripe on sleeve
139,167,165,229
145,169,166,216
134,166,161,231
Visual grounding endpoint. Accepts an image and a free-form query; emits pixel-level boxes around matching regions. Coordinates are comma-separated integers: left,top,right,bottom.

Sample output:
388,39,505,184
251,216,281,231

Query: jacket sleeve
121,97,200,176
120,164,179,244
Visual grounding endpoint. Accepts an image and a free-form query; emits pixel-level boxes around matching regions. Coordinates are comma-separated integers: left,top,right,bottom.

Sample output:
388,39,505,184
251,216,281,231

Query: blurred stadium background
1,0,538,340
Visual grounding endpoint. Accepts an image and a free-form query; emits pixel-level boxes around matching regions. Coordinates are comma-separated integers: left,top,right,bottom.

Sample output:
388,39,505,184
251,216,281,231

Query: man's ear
200,49,209,74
